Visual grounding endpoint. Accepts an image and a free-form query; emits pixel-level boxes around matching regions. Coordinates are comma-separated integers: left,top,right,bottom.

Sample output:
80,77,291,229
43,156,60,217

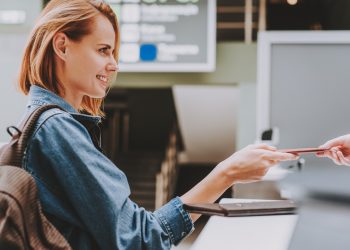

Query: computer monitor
256,31,350,167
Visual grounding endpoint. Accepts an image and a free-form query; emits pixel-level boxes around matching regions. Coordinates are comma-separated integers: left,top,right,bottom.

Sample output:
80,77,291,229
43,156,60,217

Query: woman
18,0,297,249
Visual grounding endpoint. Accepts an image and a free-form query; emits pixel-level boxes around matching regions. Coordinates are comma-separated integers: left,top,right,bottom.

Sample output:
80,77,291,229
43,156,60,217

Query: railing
155,127,180,209
101,88,179,211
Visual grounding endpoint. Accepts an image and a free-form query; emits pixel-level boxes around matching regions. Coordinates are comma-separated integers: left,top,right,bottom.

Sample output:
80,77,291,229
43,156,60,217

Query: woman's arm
180,144,297,222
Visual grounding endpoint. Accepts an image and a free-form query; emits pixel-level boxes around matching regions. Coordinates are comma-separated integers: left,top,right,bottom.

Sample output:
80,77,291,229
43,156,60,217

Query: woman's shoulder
36,107,71,122
33,108,90,139
36,107,78,127
26,106,102,153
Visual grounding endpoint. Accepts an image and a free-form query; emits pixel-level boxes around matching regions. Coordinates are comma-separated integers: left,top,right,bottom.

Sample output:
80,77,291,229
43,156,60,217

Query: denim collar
27,85,101,124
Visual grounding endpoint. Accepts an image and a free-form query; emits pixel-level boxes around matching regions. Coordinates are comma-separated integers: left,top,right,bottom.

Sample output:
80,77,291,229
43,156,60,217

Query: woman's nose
107,63,119,72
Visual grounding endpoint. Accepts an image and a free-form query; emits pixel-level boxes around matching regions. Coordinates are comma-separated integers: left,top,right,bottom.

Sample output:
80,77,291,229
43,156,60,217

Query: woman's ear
52,32,68,61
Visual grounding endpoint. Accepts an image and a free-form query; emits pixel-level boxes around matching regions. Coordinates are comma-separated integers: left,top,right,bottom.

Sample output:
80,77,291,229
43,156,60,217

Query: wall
115,42,257,87
0,0,42,141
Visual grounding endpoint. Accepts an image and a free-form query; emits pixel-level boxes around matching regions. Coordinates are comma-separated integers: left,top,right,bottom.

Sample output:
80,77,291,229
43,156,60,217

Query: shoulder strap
0,104,63,167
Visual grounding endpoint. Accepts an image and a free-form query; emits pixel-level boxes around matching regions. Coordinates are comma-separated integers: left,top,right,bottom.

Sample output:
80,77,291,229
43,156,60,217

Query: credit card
278,147,331,154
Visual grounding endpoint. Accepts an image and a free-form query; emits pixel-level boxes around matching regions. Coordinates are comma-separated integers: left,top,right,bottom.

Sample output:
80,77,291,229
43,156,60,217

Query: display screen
107,0,216,72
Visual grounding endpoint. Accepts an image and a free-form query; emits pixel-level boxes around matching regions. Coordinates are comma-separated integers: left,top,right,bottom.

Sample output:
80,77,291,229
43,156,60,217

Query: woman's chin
86,90,107,99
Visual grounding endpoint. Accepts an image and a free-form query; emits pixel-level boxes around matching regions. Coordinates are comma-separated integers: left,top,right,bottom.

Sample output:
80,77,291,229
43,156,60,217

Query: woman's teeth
97,75,107,82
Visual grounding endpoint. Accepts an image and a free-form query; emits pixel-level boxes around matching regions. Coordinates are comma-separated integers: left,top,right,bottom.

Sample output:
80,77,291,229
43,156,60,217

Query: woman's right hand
217,143,298,184
180,143,298,223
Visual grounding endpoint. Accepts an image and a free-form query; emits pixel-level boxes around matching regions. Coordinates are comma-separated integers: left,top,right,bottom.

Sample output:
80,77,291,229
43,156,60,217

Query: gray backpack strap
0,104,63,167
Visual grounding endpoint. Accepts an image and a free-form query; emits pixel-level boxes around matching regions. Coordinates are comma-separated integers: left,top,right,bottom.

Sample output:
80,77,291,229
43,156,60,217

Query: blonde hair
18,0,119,116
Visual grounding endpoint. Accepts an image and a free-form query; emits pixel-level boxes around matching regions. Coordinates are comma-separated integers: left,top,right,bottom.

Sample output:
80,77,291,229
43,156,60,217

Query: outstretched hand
318,134,350,166
218,143,298,184
181,143,298,222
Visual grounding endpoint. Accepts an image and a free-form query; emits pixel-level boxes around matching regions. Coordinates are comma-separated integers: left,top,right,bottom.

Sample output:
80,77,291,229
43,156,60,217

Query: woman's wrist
180,162,234,205
215,161,236,188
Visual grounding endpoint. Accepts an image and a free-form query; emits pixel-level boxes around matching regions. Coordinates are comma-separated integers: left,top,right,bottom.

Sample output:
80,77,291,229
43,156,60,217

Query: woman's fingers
320,137,345,149
317,146,350,166
337,151,347,165
330,148,342,165
336,150,350,166
316,151,326,157
248,143,277,151
260,150,298,161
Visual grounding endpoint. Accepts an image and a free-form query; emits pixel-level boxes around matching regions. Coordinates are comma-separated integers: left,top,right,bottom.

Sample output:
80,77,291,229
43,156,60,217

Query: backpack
0,105,71,250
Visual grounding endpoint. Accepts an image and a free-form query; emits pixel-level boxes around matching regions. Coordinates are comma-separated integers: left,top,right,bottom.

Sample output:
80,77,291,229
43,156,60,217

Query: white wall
0,0,42,141
173,85,239,163
237,82,256,150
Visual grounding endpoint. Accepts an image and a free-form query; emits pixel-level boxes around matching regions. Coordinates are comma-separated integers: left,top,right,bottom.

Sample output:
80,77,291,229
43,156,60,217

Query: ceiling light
287,0,298,5
0,10,26,24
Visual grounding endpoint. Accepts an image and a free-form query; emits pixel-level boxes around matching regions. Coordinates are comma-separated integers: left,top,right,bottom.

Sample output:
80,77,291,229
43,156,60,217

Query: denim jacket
22,86,194,250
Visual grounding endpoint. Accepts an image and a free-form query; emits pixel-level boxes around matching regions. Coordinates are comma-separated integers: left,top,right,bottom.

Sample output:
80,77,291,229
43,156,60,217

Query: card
278,147,330,154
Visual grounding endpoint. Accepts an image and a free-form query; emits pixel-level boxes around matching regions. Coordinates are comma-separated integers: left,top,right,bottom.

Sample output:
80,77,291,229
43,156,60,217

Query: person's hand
217,143,298,184
318,134,350,166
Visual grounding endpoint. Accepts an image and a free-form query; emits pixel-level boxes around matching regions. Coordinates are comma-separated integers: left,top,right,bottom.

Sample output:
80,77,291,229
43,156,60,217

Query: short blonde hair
18,0,119,116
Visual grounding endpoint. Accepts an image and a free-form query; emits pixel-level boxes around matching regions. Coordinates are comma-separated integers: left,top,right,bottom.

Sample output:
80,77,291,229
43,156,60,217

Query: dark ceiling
268,0,350,30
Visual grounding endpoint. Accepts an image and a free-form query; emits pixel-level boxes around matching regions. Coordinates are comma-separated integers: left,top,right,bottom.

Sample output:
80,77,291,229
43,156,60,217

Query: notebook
183,200,297,217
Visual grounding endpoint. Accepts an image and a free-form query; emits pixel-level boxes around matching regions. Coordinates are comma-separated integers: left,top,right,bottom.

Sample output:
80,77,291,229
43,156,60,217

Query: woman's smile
96,74,109,88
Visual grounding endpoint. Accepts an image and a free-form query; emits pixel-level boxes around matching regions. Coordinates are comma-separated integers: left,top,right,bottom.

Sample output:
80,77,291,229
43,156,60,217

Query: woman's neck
61,89,83,111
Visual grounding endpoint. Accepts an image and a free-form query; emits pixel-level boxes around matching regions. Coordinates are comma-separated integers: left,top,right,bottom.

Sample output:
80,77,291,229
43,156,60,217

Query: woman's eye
99,48,108,54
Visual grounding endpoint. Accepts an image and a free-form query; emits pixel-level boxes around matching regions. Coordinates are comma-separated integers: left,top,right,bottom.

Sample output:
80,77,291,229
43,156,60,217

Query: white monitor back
257,31,350,167
173,85,238,164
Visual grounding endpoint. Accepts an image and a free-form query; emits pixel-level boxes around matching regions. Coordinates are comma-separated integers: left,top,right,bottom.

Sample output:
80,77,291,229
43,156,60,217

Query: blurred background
2,1,350,249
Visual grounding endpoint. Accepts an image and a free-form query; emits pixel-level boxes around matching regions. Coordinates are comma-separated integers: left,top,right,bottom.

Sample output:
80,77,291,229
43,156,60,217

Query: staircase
101,88,180,211
116,152,161,210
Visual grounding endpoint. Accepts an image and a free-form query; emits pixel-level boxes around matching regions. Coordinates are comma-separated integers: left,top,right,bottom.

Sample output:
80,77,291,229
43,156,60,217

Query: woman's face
61,14,117,102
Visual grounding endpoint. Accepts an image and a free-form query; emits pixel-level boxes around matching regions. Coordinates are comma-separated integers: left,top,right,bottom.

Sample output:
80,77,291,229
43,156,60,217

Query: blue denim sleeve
154,197,195,245
30,112,194,249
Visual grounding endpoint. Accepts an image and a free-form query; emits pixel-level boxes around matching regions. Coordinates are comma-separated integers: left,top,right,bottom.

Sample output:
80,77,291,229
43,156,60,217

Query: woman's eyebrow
97,44,113,49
